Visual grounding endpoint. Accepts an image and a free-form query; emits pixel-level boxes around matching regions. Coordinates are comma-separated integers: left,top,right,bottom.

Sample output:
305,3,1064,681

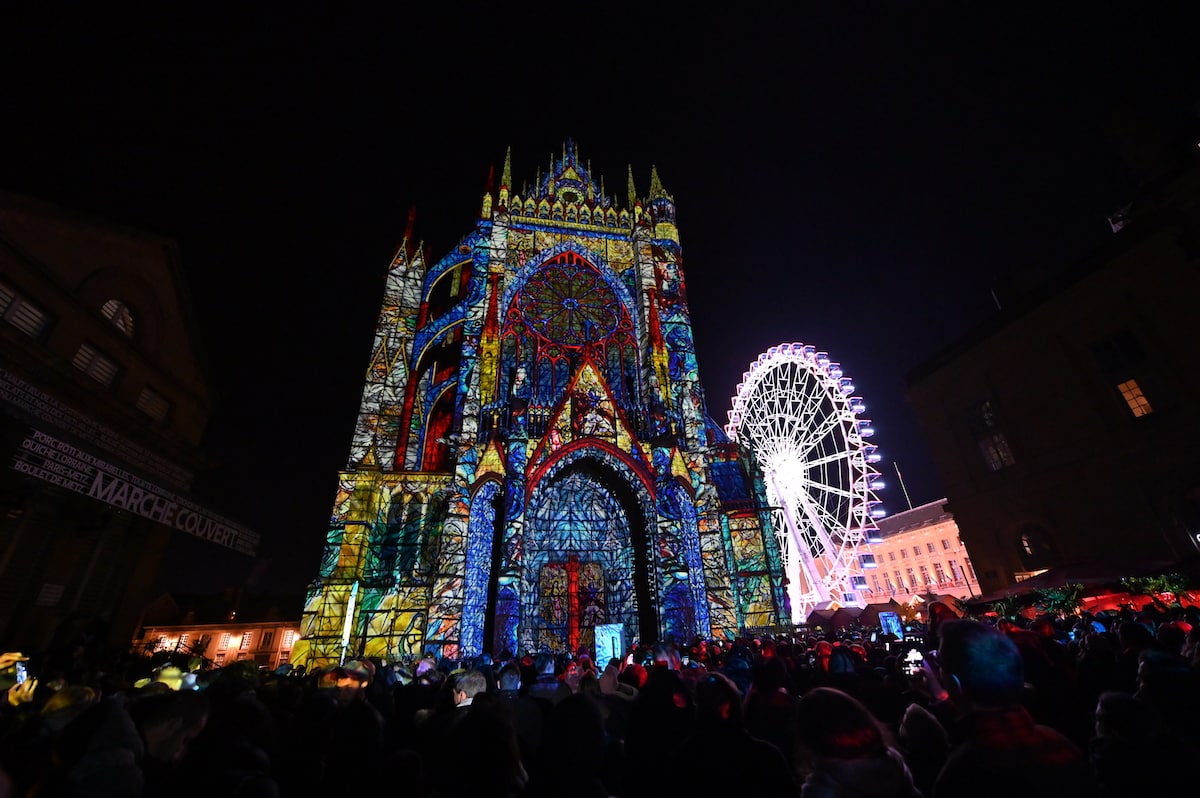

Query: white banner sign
11,427,259,555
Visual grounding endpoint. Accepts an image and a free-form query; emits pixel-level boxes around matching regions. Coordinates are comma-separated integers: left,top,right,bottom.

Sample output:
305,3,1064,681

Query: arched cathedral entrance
518,456,655,655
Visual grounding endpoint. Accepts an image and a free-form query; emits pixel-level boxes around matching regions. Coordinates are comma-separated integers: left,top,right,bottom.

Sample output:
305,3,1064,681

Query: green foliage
1034,582,1085,615
990,595,1020,619
1121,572,1189,605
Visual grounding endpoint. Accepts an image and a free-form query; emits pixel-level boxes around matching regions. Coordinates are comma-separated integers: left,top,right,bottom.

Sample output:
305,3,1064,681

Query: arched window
100,299,134,337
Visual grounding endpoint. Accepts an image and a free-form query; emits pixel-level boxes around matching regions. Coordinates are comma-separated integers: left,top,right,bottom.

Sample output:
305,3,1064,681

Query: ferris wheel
726,342,886,623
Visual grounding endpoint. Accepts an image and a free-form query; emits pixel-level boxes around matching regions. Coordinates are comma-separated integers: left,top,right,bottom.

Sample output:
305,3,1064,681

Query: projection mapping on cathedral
292,141,790,668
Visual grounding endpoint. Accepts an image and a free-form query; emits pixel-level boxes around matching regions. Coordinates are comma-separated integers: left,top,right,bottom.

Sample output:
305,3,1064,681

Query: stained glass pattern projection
294,141,785,670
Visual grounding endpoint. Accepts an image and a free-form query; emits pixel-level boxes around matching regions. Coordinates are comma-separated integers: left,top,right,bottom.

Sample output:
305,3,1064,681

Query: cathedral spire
499,146,512,210
627,165,637,209
649,165,668,199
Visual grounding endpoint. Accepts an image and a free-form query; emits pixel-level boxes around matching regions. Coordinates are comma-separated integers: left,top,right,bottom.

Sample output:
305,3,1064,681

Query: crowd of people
2,601,1199,797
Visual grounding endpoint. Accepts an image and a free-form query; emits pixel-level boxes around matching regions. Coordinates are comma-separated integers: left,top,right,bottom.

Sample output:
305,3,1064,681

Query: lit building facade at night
859,499,981,603
293,142,788,668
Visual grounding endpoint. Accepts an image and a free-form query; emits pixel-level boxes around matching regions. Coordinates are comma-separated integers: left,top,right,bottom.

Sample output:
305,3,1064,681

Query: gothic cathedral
293,142,786,668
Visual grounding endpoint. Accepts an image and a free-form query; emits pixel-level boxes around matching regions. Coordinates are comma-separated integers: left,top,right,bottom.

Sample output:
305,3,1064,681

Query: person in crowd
1073,629,1121,724
622,656,695,798
435,690,527,798
743,653,798,769
420,668,487,742
494,662,547,771
526,652,570,706
795,686,922,798
393,653,443,747
897,702,949,798
1132,646,1200,748
1087,689,1193,797
666,671,797,795
172,683,281,798
1114,619,1157,693
303,661,388,794
523,692,613,798
930,619,1095,798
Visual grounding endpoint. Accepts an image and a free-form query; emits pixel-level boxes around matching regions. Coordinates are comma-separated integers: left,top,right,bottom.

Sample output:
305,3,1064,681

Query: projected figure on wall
292,140,789,669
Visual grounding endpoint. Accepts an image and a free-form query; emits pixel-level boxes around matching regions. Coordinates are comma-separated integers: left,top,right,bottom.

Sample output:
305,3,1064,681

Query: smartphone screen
14,662,27,684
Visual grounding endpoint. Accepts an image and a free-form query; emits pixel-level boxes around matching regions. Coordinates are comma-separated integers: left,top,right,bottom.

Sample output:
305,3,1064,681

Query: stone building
0,192,258,656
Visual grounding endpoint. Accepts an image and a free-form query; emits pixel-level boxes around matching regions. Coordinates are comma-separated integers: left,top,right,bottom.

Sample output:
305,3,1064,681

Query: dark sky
6,5,1198,599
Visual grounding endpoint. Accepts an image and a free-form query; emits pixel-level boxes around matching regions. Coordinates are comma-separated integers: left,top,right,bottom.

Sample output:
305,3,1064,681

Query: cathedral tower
293,142,785,667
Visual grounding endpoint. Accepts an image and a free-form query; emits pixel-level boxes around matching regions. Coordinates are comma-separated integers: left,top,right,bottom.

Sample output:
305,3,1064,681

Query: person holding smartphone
0,653,35,708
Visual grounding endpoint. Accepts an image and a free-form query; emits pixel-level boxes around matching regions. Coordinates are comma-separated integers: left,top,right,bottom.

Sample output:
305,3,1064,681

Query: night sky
6,5,1198,600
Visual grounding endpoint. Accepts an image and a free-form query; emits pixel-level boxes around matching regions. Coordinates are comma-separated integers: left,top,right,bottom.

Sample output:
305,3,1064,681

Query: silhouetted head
937,620,1024,708
694,671,744,727
796,687,888,760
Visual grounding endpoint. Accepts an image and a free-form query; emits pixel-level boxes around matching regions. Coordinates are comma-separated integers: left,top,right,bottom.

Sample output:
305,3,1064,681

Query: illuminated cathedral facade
293,142,786,668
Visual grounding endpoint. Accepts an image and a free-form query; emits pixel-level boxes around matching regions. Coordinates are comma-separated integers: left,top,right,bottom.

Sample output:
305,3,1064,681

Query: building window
262,631,275,649
871,574,881,592
970,401,1016,471
964,558,976,581
919,565,932,586
279,650,291,664
1117,379,1153,417
136,387,170,422
912,546,921,557
978,432,1016,471
941,539,950,550
948,559,961,581
215,652,226,665
901,548,908,559
240,632,252,650
887,551,895,561
219,633,231,651
905,568,916,587
0,282,50,337
934,563,948,583
894,570,904,589
72,343,119,386
100,299,135,337
178,634,189,649
884,572,895,591
926,542,936,554
156,635,168,650
282,630,298,648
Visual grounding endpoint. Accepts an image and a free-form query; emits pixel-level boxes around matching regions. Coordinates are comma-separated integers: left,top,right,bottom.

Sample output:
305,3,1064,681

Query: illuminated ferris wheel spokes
726,342,886,623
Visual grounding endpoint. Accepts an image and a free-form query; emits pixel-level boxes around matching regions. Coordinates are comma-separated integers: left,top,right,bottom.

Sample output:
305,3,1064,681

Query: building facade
0,193,259,655
906,153,1200,594
134,593,300,672
859,499,981,603
293,142,787,668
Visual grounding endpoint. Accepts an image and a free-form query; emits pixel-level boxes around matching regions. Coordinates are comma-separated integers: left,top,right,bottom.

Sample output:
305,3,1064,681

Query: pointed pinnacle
501,146,512,188
649,165,665,199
